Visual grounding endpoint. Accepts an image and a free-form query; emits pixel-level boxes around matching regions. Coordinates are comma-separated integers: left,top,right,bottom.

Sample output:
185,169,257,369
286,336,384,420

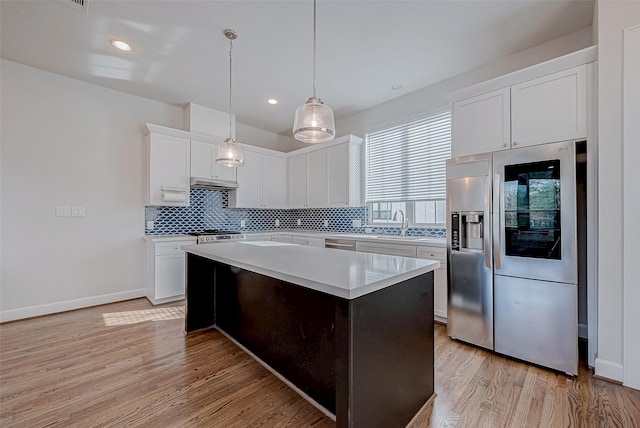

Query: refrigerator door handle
485,177,491,269
493,173,501,270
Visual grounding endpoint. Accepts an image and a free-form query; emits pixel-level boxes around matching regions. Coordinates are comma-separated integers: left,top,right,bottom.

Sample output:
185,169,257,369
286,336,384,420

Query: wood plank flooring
1,298,638,427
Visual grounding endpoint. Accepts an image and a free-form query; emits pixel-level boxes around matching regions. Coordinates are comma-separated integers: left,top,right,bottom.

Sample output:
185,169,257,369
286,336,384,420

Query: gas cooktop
188,230,245,243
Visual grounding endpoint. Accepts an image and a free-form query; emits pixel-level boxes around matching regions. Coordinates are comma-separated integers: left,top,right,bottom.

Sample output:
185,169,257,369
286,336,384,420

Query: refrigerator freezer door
448,250,494,350
494,275,578,375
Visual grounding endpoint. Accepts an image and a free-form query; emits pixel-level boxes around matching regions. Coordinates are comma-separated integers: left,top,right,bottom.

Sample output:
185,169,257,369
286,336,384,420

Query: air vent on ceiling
53,0,88,14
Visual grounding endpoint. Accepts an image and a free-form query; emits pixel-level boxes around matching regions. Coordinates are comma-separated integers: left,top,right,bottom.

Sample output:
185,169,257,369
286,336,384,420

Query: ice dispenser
450,211,484,251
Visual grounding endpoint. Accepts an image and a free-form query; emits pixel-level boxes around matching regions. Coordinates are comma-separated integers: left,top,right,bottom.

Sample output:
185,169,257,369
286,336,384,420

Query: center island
183,240,439,428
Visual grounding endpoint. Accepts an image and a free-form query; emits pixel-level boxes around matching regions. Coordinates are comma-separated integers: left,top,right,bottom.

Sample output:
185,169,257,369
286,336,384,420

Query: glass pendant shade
216,138,244,167
293,97,335,143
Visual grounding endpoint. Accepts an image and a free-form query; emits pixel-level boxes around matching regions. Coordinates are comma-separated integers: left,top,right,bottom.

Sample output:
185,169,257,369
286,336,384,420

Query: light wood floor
1,299,638,427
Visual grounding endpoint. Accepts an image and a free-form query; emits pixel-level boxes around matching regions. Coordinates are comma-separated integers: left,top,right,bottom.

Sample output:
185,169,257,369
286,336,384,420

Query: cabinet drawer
154,240,194,255
356,242,417,258
416,246,446,264
292,236,325,247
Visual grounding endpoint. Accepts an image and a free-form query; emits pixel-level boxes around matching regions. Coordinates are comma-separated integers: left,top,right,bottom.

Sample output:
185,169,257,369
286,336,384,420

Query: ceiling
0,0,594,136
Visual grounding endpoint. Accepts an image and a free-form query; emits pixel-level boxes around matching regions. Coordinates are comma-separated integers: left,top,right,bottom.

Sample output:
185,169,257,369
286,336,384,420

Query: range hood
190,177,239,190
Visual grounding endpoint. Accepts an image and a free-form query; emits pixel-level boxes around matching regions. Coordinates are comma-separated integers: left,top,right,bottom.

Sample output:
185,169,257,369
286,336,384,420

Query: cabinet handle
513,142,518,146
503,143,508,147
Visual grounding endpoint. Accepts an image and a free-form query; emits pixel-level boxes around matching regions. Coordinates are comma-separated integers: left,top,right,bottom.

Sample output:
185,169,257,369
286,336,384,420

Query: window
366,109,451,226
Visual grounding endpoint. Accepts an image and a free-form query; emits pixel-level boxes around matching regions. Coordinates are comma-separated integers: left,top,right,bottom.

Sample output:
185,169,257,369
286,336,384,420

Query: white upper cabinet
229,147,287,209
190,140,236,181
511,65,587,148
327,139,363,207
289,154,309,208
145,124,191,207
288,135,364,208
307,149,328,207
452,88,511,157
261,154,287,208
288,149,328,208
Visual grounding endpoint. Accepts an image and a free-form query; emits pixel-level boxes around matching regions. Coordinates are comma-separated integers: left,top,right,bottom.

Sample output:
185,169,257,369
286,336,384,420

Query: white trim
448,46,597,102
595,358,624,383
623,23,640,390
0,289,145,323
586,61,599,368
215,326,336,422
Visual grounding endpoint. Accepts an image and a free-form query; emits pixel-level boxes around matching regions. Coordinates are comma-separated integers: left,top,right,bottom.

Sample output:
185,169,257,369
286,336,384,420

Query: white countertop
183,241,439,300
244,230,446,247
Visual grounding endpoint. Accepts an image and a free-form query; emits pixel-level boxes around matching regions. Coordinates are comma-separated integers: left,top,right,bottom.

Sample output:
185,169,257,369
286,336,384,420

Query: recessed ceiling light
110,39,132,52
267,98,278,105
391,84,403,90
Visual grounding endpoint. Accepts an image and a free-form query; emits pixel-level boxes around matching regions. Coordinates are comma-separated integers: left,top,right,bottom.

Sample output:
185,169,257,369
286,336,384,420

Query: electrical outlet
56,206,71,217
240,220,246,227
71,206,85,217
352,219,362,228
365,227,373,234
323,220,329,227
275,219,280,226
297,219,301,226
146,220,155,230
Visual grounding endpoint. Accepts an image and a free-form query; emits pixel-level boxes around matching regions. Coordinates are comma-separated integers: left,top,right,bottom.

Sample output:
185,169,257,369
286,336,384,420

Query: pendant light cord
312,0,317,99
228,36,233,140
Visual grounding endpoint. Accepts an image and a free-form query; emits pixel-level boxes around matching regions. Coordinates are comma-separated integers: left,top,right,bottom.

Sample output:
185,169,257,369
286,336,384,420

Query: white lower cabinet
355,240,447,322
417,246,448,322
355,241,417,258
145,238,196,305
292,236,325,247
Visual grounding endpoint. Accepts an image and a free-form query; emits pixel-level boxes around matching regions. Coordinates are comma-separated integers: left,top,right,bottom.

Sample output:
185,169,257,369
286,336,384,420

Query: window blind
365,110,451,202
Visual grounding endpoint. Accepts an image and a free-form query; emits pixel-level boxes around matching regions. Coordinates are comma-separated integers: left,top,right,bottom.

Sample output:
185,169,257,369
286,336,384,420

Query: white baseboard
578,323,588,339
595,357,624,382
0,289,146,323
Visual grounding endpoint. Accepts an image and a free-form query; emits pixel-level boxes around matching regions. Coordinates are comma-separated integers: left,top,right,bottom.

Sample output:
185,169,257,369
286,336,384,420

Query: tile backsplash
145,189,445,238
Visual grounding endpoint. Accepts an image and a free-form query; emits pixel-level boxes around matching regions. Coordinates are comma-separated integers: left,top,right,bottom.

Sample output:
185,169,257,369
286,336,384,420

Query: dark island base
185,253,434,428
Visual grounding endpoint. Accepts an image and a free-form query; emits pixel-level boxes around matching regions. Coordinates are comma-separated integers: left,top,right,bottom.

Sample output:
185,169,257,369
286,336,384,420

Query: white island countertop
183,241,439,300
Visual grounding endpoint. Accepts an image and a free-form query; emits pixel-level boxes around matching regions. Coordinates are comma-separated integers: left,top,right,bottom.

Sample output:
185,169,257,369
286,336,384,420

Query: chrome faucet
392,210,409,237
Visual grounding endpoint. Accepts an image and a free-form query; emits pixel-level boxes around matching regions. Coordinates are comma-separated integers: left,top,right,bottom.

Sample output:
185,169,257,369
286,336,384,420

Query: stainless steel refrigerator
446,140,578,375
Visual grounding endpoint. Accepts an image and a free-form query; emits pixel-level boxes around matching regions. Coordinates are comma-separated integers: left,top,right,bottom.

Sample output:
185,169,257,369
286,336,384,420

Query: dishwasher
324,238,356,251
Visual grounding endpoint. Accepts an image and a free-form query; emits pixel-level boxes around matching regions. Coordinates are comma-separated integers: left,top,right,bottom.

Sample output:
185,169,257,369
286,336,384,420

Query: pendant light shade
216,29,244,167
293,0,335,143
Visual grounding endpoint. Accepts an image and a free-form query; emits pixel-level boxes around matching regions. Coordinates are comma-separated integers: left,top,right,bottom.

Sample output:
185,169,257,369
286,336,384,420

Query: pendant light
216,29,244,167
292,0,335,143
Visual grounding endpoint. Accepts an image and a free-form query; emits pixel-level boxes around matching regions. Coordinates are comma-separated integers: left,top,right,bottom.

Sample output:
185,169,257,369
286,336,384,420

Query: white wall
236,123,292,152
335,27,593,137
595,0,640,385
0,59,183,321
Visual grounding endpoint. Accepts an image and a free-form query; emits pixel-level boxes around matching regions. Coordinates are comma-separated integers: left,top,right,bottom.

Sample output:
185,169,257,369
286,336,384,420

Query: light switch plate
323,220,329,227
56,206,71,217
275,219,280,226
146,220,155,230
240,220,246,227
365,227,373,234
352,219,362,228
71,206,85,217
297,219,301,226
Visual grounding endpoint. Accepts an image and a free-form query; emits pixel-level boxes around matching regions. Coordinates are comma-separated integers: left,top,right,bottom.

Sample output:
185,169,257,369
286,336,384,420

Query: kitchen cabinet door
233,150,262,207
327,143,349,206
417,246,447,322
147,131,190,206
452,88,511,157
307,149,327,207
262,154,287,208
289,154,308,208
155,254,186,300
356,241,417,258
191,139,236,181
145,238,195,304
511,65,586,148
